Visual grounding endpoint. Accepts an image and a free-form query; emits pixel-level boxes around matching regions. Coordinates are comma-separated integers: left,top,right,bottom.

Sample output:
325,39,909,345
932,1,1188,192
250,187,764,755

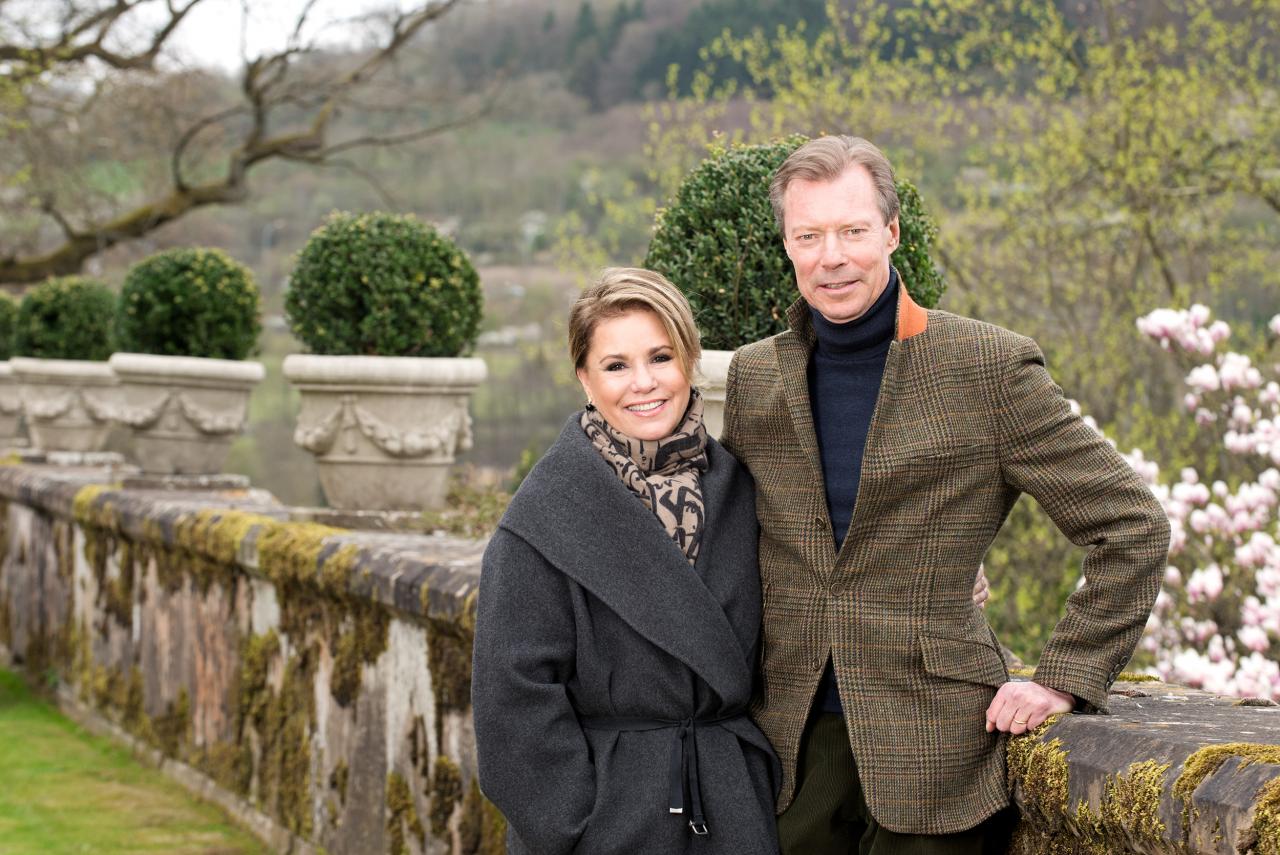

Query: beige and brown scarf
581,390,709,564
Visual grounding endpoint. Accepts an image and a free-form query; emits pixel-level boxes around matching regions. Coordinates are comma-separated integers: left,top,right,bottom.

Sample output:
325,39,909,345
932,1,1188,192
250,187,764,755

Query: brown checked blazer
720,282,1170,834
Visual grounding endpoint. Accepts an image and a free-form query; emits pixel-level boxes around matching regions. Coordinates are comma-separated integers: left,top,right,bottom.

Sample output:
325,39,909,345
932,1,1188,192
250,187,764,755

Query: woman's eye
605,361,626,372
652,353,672,364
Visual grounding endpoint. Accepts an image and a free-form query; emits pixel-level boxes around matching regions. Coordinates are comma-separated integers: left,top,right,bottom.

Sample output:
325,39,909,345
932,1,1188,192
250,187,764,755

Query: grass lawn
0,669,269,855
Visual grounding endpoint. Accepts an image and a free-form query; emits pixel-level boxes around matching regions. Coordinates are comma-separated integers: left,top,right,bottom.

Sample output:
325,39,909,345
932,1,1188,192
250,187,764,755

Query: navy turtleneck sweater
809,268,899,715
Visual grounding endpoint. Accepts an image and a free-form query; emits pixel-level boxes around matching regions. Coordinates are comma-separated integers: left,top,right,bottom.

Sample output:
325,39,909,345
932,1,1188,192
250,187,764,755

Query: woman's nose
631,364,657,390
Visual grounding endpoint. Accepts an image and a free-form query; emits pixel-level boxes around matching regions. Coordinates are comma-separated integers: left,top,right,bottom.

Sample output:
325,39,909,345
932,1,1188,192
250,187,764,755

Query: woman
473,268,781,854
472,268,991,853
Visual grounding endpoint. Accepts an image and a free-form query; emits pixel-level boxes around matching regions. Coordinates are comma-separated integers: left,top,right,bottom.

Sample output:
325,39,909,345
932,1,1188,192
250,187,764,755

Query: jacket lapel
778,299,824,487
499,418,753,703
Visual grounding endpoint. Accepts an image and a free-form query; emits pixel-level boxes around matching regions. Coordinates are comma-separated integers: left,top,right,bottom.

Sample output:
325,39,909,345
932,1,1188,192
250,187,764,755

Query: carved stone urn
694,350,734,440
108,353,265,475
10,357,118,452
281,354,487,510
0,362,25,446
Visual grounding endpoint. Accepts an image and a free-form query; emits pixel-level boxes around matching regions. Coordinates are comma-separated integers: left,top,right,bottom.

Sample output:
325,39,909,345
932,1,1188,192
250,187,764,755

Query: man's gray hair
769,136,899,234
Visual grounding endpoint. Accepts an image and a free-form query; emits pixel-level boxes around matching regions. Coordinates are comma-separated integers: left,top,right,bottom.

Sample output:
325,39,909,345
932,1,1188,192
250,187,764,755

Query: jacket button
828,582,841,597
814,514,828,528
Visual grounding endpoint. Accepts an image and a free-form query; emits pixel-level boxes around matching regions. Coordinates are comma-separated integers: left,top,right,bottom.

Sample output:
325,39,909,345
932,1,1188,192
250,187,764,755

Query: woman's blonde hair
568,267,701,380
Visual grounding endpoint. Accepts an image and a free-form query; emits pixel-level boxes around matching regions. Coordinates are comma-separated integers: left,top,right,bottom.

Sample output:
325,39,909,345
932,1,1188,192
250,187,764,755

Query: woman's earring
585,398,596,411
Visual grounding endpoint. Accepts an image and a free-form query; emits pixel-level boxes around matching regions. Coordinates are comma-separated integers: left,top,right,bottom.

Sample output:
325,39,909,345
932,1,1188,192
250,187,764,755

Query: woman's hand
972,564,990,609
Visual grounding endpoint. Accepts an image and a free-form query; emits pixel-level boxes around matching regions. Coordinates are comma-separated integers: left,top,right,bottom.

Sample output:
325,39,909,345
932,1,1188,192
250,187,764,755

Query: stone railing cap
109,352,265,383
282,353,487,387
10,356,117,381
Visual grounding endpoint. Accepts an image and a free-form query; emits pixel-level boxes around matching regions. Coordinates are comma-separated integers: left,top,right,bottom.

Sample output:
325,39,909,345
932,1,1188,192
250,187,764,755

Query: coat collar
782,271,929,346
498,417,754,703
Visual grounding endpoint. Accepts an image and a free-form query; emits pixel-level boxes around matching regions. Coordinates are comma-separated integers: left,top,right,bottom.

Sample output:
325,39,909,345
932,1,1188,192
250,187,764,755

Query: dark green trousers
777,713,1014,855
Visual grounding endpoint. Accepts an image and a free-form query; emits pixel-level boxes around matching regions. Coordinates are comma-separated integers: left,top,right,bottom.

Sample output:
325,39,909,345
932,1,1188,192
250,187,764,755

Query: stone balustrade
0,457,1277,854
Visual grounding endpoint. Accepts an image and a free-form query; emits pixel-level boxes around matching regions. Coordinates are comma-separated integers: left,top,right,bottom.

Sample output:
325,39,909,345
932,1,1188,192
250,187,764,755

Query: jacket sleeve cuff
1032,659,1114,714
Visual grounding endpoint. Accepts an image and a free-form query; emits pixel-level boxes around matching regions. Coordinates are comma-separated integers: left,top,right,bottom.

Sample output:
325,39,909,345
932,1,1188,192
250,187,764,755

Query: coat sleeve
472,528,595,854
995,334,1170,712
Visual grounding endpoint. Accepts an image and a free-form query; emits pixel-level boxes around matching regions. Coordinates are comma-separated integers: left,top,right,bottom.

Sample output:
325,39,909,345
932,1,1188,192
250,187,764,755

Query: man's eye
844,228,867,237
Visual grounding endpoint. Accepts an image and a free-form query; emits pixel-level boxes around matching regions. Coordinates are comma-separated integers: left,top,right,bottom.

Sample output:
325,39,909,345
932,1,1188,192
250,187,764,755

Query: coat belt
580,713,747,836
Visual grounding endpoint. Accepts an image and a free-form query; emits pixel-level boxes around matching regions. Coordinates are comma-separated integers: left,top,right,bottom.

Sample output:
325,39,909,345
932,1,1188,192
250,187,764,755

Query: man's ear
887,215,901,253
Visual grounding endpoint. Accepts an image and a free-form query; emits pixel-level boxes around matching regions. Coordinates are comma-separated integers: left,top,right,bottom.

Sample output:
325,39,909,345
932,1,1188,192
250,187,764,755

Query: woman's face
576,308,691,441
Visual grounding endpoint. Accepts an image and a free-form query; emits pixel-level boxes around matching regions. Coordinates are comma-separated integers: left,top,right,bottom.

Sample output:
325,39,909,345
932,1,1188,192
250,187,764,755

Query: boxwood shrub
643,137,945,350
286,211,483,357
0,292,17,361
117,247,262,360
14,276,117,360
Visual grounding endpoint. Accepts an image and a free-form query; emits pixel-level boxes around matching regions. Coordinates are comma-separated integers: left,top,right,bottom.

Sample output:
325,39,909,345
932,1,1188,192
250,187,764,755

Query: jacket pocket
919,632,1009,689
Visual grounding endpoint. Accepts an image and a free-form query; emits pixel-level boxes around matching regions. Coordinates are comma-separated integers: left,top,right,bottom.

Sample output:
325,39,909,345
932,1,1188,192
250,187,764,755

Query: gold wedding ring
1013,717,1029,726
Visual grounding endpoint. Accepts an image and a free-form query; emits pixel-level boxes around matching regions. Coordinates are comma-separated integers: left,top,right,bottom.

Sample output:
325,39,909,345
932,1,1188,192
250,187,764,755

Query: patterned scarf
581,389,709,564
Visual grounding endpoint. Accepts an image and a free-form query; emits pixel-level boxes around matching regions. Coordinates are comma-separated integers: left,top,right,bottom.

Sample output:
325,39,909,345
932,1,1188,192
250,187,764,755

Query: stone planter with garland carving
694,349,734,440
10,357,119,452
282,354,487,510
107,353,265,474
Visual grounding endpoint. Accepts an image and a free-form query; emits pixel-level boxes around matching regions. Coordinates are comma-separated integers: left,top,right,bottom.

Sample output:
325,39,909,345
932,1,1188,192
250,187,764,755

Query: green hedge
0,292,17,361
14,276,116,360
286,211,483,357
117,247,262,360
644,137,945,350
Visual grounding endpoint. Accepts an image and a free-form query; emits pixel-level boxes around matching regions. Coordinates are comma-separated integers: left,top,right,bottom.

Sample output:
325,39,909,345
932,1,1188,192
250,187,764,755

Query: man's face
781,164,900,325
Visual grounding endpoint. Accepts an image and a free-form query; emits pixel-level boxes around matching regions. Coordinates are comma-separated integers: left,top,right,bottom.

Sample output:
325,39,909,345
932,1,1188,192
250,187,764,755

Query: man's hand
985,681,1073,735
972,565,989,609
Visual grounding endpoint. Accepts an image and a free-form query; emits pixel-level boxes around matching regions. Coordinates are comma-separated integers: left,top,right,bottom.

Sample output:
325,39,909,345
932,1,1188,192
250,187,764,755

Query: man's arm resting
994,335,1171,713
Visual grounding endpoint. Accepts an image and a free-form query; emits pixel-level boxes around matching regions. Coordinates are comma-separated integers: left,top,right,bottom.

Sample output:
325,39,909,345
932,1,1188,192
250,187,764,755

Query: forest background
2,0,1279,669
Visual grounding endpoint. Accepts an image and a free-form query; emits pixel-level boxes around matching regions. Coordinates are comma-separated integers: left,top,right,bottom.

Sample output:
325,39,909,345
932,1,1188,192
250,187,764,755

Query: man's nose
820,233,845,267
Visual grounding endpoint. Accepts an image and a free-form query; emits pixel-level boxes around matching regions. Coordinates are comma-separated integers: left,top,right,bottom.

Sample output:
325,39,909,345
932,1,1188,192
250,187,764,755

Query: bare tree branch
0,0,476,286
0,0,206,75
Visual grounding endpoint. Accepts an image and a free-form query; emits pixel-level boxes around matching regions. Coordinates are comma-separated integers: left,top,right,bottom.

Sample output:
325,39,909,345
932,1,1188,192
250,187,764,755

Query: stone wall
1,459,1278,854
0,460,502,855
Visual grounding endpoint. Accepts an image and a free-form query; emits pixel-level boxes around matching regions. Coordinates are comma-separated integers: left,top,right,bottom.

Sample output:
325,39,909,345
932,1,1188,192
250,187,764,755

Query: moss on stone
1253,775,1280,855
195,741,254,798
426,618,473,716
71,484,119,531
318,543,361,597
1115,672,1159,683
430,755,463,839
330,605,389,708
153,688,191,757
252,646,317,837
255,518,347,587
329,760,349,805
459,778,507,855
1174,742,1280,833
1100,759,1169,845
1007,719,1070,825
387,770,426,855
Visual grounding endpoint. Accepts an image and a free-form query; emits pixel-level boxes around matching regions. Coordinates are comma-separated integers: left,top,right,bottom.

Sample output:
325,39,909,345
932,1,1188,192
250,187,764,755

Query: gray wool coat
472,417,781,855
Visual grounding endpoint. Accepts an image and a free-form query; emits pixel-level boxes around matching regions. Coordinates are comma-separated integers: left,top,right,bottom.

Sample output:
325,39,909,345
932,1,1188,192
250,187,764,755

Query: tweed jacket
720,284,1169,835
472,417,781,855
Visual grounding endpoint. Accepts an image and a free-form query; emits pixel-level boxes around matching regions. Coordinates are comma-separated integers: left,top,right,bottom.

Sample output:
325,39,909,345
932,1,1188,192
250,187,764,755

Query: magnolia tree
1091,306,1280,699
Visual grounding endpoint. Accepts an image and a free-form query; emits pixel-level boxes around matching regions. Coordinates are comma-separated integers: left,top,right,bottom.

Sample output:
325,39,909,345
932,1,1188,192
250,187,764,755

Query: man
719,136,1169,853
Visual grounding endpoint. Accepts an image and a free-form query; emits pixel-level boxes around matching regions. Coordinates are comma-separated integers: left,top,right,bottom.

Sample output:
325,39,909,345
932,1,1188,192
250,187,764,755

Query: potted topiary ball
282,211,486,510
0,291,22,445
10,276,120,452
110,247,265,474
643,136,945,437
